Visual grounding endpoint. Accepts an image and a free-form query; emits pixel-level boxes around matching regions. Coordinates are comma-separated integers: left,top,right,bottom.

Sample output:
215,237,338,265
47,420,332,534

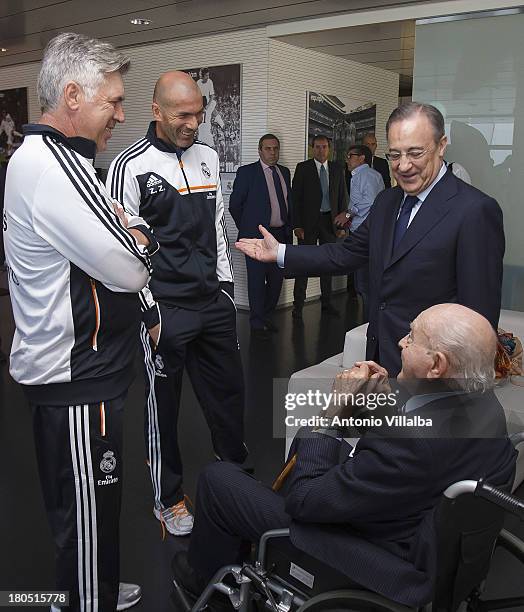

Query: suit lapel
328,161,335,203
381,187,404,270
255,161,270,205
386,170,458,269
309,158,321,195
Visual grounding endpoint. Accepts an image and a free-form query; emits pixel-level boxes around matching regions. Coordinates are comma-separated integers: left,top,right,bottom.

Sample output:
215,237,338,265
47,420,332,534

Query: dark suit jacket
284,168,504,375
229,161,293,243
292,158,348,235
372,155,391,189
284,394,516,607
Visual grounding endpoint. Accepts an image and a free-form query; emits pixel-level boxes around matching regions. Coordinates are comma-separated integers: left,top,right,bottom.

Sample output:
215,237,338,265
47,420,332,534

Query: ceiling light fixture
130,18,151,26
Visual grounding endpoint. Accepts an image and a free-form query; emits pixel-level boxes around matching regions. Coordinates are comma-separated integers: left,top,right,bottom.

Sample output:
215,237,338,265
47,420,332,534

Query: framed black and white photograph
0,87,27,163
183,64,241,173
306,92,376,163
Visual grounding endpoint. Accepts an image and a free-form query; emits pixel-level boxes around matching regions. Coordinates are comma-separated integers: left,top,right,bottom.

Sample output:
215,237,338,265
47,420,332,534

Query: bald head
400,304,497,391
152,71,204,147
153,71,201,107
417,303,496,363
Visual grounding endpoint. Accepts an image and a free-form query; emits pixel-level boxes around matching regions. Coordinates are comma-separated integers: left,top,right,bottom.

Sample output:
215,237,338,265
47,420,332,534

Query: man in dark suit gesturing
236,103,505,376
292,135,348,318
229,134,292,337
363,132,391,189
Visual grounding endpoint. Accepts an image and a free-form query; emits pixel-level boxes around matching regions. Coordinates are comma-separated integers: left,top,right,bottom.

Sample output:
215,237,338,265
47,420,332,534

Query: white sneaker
154,496,194,536
117,582,141,610
50,582,141,611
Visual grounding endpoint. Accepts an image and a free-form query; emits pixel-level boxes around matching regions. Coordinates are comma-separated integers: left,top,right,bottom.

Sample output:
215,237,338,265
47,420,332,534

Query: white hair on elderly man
37,32,130,112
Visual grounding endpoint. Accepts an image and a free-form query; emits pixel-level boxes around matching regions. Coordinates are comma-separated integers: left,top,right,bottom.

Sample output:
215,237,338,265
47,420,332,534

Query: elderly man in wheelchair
172,303,524,612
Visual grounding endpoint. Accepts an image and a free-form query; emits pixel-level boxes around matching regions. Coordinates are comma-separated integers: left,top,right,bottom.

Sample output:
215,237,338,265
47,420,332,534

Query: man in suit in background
172,304,516,609
229,134,292,338
236,103,505,376
363,132,392,189
292,135,348,319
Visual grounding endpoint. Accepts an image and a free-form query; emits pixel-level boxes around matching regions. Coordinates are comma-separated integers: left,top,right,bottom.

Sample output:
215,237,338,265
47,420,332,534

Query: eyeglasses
385,147,434,163
346,153,362,159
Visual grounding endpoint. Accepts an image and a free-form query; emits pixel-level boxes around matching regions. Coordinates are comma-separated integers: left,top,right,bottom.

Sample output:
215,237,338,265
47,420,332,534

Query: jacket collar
23,123,97,160
146,120,191,158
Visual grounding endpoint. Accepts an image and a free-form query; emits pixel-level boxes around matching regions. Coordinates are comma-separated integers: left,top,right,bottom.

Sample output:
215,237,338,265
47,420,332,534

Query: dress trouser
245,226,286,329
32,395,125,612
141,290,247,510
188,461,291,581
293,213,337,308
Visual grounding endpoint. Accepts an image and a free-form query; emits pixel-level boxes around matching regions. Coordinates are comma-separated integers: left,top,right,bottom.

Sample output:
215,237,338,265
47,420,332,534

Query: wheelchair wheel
296,589,413,612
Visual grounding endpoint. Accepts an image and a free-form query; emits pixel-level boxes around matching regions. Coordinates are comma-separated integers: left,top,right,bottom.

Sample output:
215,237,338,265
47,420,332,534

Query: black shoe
264,321,278,333
292,307,303,320
172,551,231,612
321,304,339,317
251,327,271,339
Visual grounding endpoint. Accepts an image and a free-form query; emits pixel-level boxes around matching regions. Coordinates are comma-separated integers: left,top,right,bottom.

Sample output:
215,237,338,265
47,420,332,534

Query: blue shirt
349,164,385,231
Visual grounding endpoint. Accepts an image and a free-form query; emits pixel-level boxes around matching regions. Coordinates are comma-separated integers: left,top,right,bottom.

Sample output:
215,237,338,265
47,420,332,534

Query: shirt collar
403,390,466,413
405,162,447,203
260,159,277,171
23,123,97,160
314,158,328,171
146,120,191,158
351,163,369,176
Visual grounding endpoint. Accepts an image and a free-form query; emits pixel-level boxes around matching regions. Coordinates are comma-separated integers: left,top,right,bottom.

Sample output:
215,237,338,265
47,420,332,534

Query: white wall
267,39,399,305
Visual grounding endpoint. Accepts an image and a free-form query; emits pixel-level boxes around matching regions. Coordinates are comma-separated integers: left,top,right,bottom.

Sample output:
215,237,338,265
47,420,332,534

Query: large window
413,10,524,311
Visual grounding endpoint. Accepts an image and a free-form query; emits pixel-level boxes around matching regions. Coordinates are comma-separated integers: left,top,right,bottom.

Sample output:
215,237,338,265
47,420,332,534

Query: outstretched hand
235,225,279,263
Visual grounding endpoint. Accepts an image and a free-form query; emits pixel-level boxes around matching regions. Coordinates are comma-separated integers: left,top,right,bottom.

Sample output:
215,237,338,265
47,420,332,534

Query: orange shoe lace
158,495,193,540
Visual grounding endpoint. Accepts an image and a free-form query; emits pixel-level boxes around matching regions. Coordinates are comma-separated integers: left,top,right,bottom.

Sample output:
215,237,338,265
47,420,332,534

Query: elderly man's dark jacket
284,391,516,607
283,168,504,375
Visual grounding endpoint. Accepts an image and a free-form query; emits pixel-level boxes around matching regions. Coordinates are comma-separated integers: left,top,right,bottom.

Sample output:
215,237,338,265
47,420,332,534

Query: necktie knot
403,194,419,212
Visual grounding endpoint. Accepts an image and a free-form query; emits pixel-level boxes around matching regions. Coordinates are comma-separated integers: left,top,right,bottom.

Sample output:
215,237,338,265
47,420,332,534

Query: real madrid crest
201,162,211,179
100,450,117,474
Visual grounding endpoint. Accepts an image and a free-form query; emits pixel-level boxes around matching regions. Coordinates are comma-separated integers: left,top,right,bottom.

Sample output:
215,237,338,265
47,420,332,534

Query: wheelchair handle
443,479,524,519
475,480,524,519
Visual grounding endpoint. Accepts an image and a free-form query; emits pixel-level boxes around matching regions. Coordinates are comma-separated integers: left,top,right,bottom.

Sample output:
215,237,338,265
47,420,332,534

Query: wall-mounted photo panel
0,87,27,162
183,64,241,173
306,92,376,164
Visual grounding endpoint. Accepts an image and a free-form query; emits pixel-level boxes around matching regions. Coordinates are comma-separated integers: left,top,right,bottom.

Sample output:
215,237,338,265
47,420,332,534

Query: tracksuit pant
141,290,247,510
32,395,125,612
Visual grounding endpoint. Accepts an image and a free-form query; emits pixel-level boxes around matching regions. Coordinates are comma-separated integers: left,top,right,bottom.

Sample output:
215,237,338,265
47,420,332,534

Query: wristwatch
345,212,351,219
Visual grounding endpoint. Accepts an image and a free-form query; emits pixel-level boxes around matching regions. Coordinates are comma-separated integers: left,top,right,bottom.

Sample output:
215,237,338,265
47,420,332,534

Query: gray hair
37,32,130,113
420,315,497,393
386,102,445,143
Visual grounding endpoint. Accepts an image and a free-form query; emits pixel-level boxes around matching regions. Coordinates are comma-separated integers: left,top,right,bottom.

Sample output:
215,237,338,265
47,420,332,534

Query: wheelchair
173,478,524,612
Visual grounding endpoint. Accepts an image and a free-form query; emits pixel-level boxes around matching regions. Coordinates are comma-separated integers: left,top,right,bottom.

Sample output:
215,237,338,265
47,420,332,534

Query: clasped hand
325,361,390,419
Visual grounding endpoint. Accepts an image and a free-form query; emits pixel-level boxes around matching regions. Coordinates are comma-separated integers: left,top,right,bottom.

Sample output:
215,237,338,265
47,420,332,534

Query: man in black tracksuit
107,71,247,536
